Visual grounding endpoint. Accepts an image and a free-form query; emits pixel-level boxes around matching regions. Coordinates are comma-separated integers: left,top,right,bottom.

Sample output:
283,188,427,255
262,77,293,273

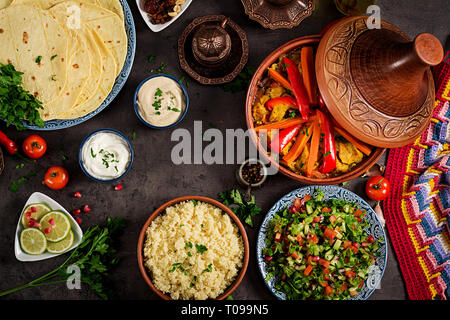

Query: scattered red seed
72,209,81,216
114,184,123,191
49,218,55,226
83,205,91,213
25,211,32,219
44,227,52,234
75,217,82,225
30,206,37,213
27,219,36,227
265,256,273,262
74,191,82,198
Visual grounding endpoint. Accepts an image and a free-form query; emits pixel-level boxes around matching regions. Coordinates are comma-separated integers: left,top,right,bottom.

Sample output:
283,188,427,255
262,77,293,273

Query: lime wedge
20,228,47,255
39,211,71,242
47,230,74,254
22,203,51,228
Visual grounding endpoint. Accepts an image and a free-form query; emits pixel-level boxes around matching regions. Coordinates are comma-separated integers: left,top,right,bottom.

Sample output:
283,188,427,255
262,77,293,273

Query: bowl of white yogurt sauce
79,129,134,183
134,74,189,129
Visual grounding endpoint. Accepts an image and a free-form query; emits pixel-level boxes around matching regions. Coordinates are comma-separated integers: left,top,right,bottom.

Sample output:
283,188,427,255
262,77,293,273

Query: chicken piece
267,86,285,99
335,157,350,173
252,95,270,124
336,140,363,165
269,103,290,122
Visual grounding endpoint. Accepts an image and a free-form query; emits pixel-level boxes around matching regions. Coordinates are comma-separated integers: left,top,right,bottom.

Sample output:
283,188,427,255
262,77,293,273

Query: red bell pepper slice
265,96,297,110
270,124,301,155
282,57,310,121
0,130,18,155
317,109,337,174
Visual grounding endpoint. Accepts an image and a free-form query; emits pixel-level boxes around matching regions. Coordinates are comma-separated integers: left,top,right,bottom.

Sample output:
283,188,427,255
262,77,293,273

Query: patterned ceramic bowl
256,185,387,300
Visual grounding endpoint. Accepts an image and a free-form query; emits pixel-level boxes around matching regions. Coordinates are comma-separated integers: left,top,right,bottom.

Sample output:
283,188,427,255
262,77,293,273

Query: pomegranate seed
353,243,359,248
114,184,123,191
30,206,37,213
281,274,287,281
312,256,320,262
265,256,273,262
368,235,375,243
74,192,82,198
27,219,36,227
72,209,81,216
49,218,55,226
25,211,32,219
75,217,82,225
83,205,91,213
44,227,52,234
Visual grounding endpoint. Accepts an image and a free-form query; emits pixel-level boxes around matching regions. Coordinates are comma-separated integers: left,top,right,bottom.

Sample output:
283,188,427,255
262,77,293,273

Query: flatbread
0,5,68,106
0,0,12,9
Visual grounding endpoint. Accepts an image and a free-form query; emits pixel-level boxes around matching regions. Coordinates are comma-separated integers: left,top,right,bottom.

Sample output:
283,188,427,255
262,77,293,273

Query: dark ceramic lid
315,16,443,148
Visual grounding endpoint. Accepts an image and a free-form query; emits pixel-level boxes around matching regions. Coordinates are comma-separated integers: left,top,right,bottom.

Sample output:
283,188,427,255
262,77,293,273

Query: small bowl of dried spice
236,158,268,189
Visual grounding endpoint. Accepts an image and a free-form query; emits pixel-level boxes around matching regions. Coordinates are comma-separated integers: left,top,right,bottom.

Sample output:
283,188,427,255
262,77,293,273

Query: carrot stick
301,47,318,105
268,68,292,91
254,117,305,132
283,123,313,164
334,126,372,156
306,118,320,177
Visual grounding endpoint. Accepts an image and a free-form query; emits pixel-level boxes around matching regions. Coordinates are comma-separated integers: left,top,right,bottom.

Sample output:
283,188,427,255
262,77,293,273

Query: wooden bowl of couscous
137,196,250,300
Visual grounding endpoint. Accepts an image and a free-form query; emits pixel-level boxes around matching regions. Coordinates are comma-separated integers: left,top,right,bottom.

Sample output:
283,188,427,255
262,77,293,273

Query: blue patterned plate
23,0,136,130
256,185,387,300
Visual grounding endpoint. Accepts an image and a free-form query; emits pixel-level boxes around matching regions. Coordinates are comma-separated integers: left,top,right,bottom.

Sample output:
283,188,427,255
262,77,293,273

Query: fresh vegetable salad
263,189,380,299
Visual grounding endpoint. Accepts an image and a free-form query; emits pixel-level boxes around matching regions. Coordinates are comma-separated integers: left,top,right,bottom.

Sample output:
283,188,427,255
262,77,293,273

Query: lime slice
39,211,71,242
47,230,74,254
22,203,51,228
20,228,47,255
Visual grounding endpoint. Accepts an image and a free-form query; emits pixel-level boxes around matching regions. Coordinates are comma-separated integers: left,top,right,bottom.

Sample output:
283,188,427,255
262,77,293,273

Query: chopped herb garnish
202,263,213,273
170,108,180,112
91,148,97,158
192,200,197,207
50,75,56,81
132,131,136,141
201,224,204,228
195,244,208,255
50,54,57,60
148,54,156,62
15,163,25,169
185,241,193,249
35,56,42,63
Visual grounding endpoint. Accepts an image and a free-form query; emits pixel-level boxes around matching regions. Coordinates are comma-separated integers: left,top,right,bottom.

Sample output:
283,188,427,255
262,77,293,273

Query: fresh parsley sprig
218,189,262,227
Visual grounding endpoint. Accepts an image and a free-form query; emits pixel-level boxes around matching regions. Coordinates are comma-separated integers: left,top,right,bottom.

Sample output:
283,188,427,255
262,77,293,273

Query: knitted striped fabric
384,53,450,300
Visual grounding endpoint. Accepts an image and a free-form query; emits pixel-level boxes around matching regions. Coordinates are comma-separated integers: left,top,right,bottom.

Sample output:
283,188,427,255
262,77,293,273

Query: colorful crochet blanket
383,54,450,300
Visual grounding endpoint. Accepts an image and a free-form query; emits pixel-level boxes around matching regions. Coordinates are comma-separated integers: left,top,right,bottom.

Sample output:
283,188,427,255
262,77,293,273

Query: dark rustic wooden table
0,0,448,300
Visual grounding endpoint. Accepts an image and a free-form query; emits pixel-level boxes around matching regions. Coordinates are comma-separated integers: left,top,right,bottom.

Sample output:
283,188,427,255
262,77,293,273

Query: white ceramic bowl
135,0,193,32
14,192,83,262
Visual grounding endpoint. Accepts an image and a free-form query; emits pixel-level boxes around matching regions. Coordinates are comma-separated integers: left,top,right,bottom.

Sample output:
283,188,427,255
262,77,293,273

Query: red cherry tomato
23,135,47,159
365,176,391,201
44,166,69,190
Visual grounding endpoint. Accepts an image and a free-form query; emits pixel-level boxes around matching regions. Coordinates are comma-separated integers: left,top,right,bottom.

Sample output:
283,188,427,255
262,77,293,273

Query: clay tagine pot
241,0,315,30
192,18,232,67
178,15,249,85
316,16,444,148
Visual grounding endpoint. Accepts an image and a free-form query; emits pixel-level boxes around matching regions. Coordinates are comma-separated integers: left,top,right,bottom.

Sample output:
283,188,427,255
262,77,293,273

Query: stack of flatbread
0,0,127,120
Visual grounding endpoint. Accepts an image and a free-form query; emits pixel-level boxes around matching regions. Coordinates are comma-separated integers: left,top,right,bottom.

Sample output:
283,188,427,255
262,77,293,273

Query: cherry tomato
365,176,391,201
44,166,69,190
23,135,47,159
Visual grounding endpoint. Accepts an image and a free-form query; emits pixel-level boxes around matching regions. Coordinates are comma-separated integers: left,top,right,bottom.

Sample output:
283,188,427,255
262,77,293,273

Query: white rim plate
135,0,193,32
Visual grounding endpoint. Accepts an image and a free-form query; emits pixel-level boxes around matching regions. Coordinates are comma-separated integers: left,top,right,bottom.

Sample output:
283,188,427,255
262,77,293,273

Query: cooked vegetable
301,47,318,105
0,217,126,299
268,68,292,91
263,189,380,300
283,57,310,121
365,176,391,201
0,63,44,130
306,118,320,177
265,96,297,111
317,110,336,174
271,125,301,155
0,130,18,155
283,123,313,165
334,126,372,157
255,117,307,132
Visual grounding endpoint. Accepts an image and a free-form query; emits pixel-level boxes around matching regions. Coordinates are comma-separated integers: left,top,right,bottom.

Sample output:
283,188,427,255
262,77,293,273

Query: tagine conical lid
315,16,444,148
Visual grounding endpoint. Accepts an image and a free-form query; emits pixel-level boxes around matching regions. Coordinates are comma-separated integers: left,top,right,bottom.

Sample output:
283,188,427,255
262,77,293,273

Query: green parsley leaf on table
218,189,262,227
221,66,256,93
0,63,45,130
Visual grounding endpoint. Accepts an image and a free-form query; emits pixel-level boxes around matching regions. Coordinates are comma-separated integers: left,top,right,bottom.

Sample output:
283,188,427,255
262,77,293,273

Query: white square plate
135,0,193,32
14,192,83,262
